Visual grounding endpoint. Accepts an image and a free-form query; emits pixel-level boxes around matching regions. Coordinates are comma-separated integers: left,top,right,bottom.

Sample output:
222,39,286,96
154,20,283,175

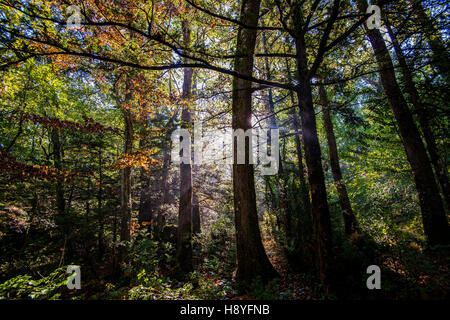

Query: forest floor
223,238,321,300
263,238,320,300
2,224,448,300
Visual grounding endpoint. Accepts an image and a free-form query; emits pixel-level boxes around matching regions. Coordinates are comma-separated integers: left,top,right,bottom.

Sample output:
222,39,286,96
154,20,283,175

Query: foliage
0,0,448,301
0,266,74,300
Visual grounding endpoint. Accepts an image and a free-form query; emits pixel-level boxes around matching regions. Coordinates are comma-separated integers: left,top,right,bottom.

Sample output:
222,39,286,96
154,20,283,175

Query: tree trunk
51,128,70,260
138,138,153,229
97,147,105,260
292,4,333,291
319,85,358,234
192,75,201,236
51,129,65,217
358,0,449,245
262,32,286,244
232,0,278,287
119,110,133,244
157,128,173,236
138,171,152,229
296,66,333,290
385,18,450,209
285,61,314,260
192,192,201,235
118,76,134,265
285,88,316,272
177,20,194,274
156,107,178,237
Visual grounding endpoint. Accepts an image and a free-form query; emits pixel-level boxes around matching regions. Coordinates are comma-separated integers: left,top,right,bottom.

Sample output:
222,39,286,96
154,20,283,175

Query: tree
357,0,449,245
289,0,337,291
116,73,134,270
231,0,278,286
177,20,195,274
384,15,450,209
319,84,359,235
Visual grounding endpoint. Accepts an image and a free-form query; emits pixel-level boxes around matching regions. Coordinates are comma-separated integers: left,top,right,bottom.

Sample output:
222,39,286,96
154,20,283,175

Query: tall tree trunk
232,0,278,286
119,111,133,242
177,20,194,274
118,76,134,265
51,128,69,261
156,101,178,237
191,74,201,236
286,87,316,272
358,0,449,245
285,60,314,269
97,147,105,260
262,32,285,244
51,129,66,217
138,172,152,229
291,94,308,192
292,4,333,291
319,85,358,234
385,18,450,209
158,127,173,236
138,138,153,229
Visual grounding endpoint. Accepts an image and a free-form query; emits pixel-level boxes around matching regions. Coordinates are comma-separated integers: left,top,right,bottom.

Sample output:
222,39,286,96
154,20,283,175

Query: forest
0,0,449,301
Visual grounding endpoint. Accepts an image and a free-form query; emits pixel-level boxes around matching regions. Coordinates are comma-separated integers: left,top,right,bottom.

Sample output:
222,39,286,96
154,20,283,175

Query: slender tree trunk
97,147,105,260
192,193,201,235
158,130,172,236
118,76,134,265
138,172,152,228
358,0,449,245
156,106,178,237
286,60,314,252
296,64,333,290
385,18,450,209
285,88,316,272
292,4,333,291
191,75,201,236
232,0,278,286
177,20,194,274
112,208,118,275
119,111,133,241
138,138,153,229
262,32,286,243
319,85,358,234
51,129,69,261
117,21,136,265
51,129,65,217
291,97,308,188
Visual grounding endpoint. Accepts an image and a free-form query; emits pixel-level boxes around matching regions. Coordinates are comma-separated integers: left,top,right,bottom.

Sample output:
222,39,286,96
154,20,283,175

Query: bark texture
176,20,194,273
292,3,333,291
232,0,278,286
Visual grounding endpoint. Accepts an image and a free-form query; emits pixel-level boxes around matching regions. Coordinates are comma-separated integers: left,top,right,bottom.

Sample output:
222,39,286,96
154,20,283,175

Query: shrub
0,266,74,300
